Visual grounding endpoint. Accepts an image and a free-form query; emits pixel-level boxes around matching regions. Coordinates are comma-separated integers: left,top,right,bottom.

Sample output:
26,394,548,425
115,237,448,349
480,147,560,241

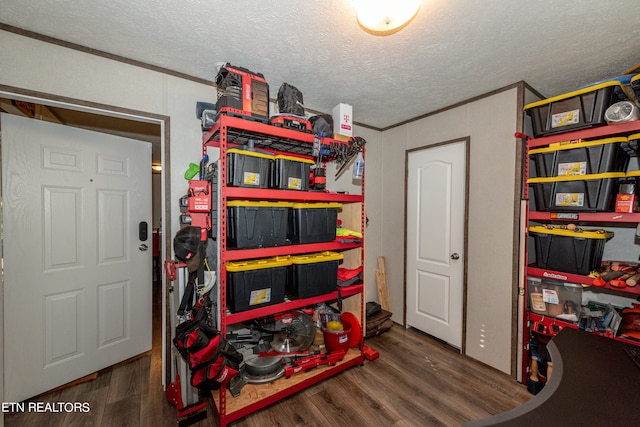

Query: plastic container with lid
227,200,292,248
288,251,344,298
226,256,292,312
288,202,342,244
528,136,629,178
226,148,273,188
272,155,314,191
524,80,633,137
529,225,613,275
528,172,624,212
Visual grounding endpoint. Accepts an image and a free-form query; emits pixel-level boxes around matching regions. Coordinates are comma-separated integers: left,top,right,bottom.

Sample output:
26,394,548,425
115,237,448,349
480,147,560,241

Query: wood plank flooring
4,286,531,426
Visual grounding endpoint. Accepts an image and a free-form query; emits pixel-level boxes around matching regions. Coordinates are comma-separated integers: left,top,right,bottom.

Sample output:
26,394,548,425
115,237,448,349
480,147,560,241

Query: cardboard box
332,103,353,137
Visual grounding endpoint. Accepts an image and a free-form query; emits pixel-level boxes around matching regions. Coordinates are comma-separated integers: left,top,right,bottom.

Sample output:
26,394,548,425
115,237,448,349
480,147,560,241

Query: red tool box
216,63,269,122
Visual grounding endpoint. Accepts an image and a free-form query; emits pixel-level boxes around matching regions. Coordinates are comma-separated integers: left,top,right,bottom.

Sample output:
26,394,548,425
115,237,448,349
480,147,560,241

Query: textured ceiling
1,0,639,128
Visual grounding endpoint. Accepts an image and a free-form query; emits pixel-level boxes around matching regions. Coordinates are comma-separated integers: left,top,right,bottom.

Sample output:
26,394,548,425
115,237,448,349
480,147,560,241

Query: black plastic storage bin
287,251,343,298
529,225,613,275
528,172,624,212
227,201,292,248
529,137,629,178
524,80,632,138
272,155,314,191
226,148,273,188
226,256,291,312
288,203,341,244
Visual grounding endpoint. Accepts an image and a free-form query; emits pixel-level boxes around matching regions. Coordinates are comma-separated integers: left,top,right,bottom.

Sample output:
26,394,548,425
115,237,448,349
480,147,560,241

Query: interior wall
380,87,522,374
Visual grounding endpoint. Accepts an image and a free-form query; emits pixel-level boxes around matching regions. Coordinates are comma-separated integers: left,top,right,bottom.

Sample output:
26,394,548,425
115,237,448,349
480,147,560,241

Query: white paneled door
2,113,152,402
406,140,466,349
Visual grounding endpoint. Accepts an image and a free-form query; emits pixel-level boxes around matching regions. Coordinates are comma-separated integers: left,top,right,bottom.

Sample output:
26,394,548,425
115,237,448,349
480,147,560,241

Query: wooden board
376,257,391,311
216,350,363,418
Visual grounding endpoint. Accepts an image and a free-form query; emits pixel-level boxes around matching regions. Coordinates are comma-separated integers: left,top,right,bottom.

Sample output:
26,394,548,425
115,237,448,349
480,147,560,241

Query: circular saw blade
270,311,315,353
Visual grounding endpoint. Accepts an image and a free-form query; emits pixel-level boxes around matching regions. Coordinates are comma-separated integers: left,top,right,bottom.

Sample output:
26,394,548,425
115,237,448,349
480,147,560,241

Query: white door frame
0,85,171,416
403,137,470,353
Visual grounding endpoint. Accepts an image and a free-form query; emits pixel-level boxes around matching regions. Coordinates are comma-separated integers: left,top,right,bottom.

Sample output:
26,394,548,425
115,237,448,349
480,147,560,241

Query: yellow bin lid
227,200,293,208
290,251,344,265
227,148,274,160
226,256,292,272
524,80,633,111
527,172,625,184
528,136,627,155
291,202,343,209
275,154,315,164
529,225,613,240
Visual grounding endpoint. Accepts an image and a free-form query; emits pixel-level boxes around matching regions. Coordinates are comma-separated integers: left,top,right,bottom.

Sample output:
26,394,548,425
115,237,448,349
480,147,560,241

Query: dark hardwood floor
5,284,531,426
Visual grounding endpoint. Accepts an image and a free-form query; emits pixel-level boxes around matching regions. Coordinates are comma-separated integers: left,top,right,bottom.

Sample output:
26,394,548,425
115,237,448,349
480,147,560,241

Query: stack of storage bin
224,199,344,312
226,251,344,312
523,78,640,279
527,137,629,212
226,145,316,192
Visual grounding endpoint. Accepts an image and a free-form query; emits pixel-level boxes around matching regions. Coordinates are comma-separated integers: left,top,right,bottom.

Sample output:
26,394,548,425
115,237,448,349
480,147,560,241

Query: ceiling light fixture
356,0,421,36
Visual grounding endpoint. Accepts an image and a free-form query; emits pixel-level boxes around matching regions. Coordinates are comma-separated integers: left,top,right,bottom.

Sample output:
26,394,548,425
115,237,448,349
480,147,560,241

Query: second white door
405,140,466,349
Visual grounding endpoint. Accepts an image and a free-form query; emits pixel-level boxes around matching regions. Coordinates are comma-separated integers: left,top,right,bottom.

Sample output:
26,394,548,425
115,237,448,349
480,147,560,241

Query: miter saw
270,310,315,353
229,310,317,397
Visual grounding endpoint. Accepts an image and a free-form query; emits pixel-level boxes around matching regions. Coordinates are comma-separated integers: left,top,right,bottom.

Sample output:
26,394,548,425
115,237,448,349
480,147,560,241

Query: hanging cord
199,257,217,296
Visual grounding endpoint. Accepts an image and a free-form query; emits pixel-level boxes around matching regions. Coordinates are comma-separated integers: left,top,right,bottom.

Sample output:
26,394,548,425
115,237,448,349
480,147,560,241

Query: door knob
450,253,460,260
139,244,149,251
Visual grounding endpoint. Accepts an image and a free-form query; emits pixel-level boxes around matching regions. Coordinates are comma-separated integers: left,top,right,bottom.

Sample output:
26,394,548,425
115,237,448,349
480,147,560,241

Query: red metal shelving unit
204,114,366,427
520,120,640,384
